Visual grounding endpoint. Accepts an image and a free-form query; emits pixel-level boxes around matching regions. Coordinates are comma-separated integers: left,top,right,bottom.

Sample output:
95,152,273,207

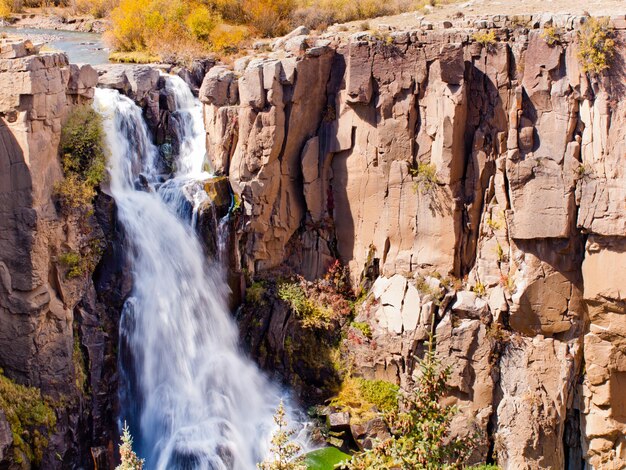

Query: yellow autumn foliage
0,0,14,18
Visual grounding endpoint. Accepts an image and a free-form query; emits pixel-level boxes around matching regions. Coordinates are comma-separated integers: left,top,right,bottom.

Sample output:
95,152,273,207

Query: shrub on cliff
577,17,615,74
341,338,477,469
0,370,56,467
55,105,106,213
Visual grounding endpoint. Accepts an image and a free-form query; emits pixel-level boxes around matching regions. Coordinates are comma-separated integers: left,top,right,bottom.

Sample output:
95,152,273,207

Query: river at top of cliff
0,26,108,64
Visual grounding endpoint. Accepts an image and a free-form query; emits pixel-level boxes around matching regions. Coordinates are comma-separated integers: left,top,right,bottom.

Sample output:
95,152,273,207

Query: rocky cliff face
201,14,626,469
2,13,626,469
0,39,122,468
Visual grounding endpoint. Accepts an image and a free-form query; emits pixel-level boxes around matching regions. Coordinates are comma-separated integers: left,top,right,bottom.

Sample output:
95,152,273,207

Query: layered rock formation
201,15,626,469
0,39,120,467
2,12,626,469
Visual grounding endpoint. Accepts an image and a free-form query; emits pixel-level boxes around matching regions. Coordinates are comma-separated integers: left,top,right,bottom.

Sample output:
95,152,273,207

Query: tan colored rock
199,65,238,106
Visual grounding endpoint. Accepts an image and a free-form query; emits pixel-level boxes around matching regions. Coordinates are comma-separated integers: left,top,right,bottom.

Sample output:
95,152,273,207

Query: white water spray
93,78,290,469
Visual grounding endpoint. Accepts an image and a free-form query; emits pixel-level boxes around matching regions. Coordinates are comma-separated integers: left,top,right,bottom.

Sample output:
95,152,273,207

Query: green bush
357,378,399,413
58,241,104,279
278,281,334,330
59,251,83,278
55,105,106,213
246,281,267,305
330,376,398,424
577,17,615,74
341,338,478,469
0,370,56,466
350,321,372,339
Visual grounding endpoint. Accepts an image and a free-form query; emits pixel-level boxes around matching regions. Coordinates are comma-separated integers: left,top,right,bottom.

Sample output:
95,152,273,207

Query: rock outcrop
0,40,118,468
203,15,626,469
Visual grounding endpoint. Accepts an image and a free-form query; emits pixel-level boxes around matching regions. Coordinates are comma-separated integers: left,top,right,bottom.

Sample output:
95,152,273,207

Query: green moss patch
330,377,399,424
0,370,56,466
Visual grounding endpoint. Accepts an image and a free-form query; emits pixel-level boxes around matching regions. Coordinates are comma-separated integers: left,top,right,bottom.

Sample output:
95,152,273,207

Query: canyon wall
201,15,626,469
0,40,122,467
2,13,626,469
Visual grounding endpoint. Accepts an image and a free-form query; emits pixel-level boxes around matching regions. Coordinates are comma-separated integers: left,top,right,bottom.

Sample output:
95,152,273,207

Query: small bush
186,5,220,41
209,23,250,53
495,242,506,263
577,17,615,74
258,401,306,470
472,30,497,49
486,214,503,231
0,370,56,466
411,162,439,195
246,281,267,305
59,251,83,278
58,241,104,279
278,281,334,329
357,378,399,413
0,0,13,18
331,376,399,423
472,282,486,298
341,337,477,469
116,422,144,470
55,105,106,213
541,26,562,46
350,321,372,339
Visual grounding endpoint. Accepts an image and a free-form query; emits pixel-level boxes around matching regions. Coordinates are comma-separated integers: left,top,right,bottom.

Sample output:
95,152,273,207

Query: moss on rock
0,370,56,466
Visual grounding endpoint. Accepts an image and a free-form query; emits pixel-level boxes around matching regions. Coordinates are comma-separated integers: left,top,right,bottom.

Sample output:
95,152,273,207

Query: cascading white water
93,78,290,469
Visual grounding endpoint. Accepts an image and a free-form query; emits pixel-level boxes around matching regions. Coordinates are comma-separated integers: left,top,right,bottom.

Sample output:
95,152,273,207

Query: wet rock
350,417,391,450
328,412,351,431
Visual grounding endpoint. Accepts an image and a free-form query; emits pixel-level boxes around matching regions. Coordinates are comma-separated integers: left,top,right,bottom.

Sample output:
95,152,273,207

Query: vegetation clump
116,422,144,470
246,280,268,305
577,17,615,74
278,266,352,330
411,162,439,195
278,281,335,330
55,105,106,214
541,25,562,46
341,338,477,469
58,240,104,279
0,0,12,18
472,281,486,297
0,370,56,466
331,376,399,423
258,401,306,470
350,321,372,339
472,30,497,49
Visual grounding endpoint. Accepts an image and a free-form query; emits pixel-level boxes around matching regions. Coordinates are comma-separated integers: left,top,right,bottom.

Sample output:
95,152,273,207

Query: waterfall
93,77,288,470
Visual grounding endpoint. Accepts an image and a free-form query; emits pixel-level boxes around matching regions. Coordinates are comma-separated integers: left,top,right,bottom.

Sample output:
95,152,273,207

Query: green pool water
305,447,351,470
